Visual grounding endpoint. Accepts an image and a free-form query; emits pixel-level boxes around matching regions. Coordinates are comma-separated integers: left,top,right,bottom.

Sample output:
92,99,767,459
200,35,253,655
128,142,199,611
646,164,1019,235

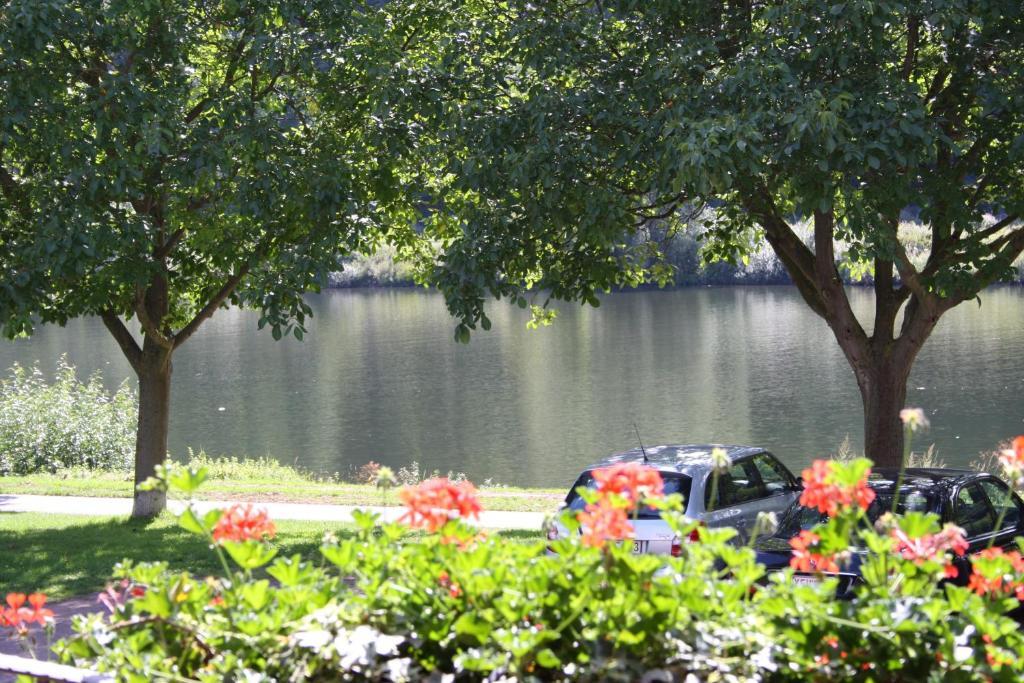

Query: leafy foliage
417,1,1024,328
0,359,135,474
0,0,431,341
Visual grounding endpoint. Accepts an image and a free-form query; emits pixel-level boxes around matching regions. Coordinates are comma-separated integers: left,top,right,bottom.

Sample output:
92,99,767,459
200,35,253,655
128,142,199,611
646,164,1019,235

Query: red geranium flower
212,504,277,543
591,463,664,507
789,530,840,573
799,460,875,517
398,478,482,533
1,592,52,628
967,547,1024,599
577,500,634,549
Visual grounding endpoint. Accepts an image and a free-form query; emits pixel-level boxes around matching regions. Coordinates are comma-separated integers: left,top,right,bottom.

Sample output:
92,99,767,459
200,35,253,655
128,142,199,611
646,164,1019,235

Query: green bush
50,458,1024,682
0,359,135,475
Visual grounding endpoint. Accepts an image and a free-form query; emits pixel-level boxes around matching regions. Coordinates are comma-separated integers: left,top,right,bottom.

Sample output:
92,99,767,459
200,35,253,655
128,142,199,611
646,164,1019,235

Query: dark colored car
754,468,1024,597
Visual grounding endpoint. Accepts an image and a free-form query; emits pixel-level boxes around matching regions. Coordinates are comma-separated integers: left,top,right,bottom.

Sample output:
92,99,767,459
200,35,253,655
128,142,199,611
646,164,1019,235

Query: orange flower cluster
212,504,277,543
592,462,665,506
967,547,1024,600
398,478,482,533
789,530,840,573
576,462,664,549
577,503,636,548
998,435,1024,488
891,522,969,577
0,593,53,629
798,460,875,517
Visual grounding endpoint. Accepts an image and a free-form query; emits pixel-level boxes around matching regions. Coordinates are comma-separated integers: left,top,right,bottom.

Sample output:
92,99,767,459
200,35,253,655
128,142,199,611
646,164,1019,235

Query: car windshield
566,471,692,519
777,488,938,538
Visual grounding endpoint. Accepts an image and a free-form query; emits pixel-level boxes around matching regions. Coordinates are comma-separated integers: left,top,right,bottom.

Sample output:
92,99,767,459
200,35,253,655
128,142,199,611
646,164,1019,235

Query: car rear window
565,471,691,519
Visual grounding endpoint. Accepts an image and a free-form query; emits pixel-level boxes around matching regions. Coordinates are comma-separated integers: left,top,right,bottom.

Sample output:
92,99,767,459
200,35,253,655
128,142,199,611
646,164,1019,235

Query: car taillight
687,521,706,543
670,538,682,557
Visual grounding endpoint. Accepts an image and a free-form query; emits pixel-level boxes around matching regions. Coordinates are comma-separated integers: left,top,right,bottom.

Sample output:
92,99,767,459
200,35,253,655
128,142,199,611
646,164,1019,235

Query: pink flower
891,523,969,564
998,436,1024,488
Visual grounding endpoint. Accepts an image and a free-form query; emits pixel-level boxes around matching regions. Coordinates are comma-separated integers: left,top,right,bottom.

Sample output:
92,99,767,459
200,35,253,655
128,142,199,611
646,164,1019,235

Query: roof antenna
634,423,649,464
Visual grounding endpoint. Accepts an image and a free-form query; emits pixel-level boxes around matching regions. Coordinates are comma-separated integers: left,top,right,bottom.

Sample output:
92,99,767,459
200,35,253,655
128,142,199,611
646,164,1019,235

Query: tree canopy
417,0,1024,464
0,0,437,513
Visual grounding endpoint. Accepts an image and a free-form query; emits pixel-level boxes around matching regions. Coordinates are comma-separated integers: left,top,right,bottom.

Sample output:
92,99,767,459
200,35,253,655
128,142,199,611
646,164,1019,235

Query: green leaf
453,612,491,641
239,580,271,610
222,541,279,570
178,507,206,535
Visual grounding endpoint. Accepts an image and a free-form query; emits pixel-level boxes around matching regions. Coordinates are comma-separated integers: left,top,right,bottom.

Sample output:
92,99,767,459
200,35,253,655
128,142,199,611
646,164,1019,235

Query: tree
419,0,1024,467
0,0,429,515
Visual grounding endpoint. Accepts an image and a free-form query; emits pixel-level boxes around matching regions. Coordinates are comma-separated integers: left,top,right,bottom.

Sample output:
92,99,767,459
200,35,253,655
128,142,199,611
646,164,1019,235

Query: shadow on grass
0,515,357,599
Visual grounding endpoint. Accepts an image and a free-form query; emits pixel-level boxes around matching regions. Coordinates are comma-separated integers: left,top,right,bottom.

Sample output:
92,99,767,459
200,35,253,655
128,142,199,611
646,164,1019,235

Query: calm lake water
1,287,1022,488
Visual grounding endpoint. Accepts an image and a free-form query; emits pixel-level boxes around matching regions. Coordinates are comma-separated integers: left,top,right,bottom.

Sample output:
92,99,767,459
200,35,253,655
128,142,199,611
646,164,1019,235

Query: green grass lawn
0,513,541,600
0,456,567,514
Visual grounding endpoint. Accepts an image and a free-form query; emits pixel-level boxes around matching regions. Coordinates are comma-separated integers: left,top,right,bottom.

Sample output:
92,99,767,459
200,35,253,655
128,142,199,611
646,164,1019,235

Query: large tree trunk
856,362,911,468
133,340,173,517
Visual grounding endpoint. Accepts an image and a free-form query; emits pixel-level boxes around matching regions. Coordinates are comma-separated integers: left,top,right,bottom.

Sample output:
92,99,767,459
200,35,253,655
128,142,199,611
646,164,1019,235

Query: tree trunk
857,364,910,469
133,340,173,517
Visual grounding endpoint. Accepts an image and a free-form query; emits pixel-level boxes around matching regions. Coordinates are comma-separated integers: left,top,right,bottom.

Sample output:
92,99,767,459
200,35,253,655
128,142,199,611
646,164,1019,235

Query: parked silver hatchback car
549,444,803,555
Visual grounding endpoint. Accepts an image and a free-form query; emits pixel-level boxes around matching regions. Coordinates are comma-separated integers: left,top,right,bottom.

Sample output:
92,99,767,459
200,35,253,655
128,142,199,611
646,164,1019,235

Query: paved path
0,494,547,530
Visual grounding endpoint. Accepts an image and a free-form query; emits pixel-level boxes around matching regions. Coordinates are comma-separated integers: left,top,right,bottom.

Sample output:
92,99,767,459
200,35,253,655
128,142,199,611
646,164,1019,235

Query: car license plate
631,540,648,554
792,574,821,587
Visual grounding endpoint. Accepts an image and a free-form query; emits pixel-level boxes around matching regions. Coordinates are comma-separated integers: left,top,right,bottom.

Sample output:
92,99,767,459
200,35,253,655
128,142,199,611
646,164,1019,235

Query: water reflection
0,287,1021,488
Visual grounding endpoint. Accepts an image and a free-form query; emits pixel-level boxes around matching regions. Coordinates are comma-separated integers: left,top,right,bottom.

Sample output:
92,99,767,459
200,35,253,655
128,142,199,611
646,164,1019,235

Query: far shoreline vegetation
330,217,1024,289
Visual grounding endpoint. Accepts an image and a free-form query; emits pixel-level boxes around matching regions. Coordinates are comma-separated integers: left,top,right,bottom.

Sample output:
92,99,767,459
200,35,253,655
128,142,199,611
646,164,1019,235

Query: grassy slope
0,512,541,599
0,472,565,513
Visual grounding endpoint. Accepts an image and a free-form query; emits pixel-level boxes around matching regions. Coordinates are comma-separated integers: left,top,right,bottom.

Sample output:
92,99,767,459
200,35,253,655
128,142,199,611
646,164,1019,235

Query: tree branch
154,227,185,260
741,187,827,317
100,311,143,374
184,29,251,124
972,213,1019,243
902,14,919,80
133,286,174,349
173,264,250,349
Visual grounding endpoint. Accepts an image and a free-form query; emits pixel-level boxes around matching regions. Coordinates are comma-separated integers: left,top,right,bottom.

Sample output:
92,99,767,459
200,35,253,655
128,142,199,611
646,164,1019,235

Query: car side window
953,483,996,538
706,460,767,508
978,479,1022,532
752,453,794,495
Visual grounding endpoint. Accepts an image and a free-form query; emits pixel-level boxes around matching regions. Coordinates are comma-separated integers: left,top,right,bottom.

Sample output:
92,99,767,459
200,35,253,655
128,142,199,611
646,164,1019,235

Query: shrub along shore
329,218,1024,288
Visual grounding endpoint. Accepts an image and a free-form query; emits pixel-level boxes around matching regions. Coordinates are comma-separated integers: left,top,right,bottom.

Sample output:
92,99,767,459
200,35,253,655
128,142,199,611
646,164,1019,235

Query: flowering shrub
51,451,1024,682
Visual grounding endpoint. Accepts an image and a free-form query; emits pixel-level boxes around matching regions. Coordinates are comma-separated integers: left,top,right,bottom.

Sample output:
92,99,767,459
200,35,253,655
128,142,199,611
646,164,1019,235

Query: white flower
710,447,730,474
384,657,413,682
753,511,779,537
294,629,332,651
899,407,930,432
